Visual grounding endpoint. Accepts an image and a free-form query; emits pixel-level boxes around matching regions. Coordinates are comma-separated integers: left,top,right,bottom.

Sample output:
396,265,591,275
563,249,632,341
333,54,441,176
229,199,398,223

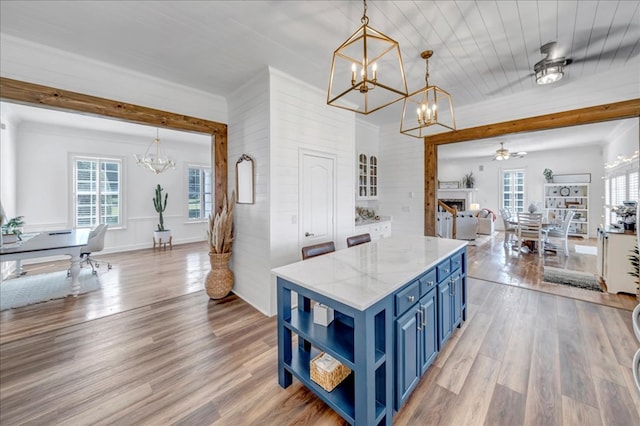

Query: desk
1,229,90,296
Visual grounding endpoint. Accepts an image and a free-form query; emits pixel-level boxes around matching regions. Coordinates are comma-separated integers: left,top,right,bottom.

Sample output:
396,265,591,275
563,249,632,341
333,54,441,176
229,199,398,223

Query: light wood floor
1,234,639,425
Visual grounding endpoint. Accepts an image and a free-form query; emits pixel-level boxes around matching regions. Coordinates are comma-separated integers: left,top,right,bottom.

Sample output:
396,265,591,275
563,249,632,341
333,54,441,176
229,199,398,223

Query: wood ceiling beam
423,99,640,145
0,77,229,212
422,98,640,237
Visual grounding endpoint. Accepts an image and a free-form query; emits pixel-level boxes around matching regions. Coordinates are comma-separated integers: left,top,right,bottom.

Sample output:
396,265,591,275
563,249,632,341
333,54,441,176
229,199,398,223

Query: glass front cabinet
357,153,378,200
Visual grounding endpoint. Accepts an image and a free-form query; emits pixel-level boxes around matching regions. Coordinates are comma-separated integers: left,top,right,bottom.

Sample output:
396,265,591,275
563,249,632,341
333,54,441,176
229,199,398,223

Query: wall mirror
236,154,254,204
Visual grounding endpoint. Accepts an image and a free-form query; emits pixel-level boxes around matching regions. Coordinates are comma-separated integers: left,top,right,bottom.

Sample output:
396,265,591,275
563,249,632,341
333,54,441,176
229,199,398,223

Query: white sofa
476,209,496,235
437,211,478,240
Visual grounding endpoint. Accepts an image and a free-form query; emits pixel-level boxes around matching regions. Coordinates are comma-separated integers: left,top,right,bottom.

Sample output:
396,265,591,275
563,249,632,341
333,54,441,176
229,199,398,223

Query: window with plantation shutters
187,166,212,220
74,156,122,228
604,159,638,225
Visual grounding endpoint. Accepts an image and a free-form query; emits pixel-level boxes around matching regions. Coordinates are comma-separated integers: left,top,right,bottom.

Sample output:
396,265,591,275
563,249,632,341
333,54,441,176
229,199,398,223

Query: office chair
346,233,371,248
78,224,111,274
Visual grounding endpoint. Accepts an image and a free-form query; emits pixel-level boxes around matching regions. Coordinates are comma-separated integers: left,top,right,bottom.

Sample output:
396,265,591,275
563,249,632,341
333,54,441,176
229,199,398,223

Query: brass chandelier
327,0,408,114
400,50,455,138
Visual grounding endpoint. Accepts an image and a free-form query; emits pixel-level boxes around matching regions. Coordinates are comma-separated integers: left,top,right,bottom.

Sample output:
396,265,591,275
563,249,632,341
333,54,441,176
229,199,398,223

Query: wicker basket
310,352,351,392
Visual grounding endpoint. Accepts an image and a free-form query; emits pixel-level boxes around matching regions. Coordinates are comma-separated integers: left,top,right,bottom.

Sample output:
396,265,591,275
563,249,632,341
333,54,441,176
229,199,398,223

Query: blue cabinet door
395,305,420,409
452,272,463,328
419,289,438,375
438,280,452,347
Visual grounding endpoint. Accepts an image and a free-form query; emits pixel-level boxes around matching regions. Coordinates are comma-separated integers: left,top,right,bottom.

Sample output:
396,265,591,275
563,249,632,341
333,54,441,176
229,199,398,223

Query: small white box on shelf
313,303,334,326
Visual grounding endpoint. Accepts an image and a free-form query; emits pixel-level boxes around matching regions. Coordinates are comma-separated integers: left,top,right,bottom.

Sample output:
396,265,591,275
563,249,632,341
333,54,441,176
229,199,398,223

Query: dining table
507,217,559,253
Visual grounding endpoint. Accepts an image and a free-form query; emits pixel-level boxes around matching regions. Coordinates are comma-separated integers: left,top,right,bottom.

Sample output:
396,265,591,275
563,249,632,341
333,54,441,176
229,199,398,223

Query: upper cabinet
355,120,380,201
357,152,378,200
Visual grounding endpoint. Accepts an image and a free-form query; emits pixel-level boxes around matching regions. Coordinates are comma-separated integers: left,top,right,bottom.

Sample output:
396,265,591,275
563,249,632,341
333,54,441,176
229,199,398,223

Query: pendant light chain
361,0,369,25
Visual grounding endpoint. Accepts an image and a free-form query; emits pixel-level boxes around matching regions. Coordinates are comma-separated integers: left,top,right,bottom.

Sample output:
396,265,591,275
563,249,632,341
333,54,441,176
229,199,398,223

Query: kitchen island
273,235,468,425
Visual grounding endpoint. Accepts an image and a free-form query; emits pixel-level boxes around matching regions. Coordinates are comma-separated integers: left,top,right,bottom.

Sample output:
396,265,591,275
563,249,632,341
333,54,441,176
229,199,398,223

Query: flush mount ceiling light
327,0,408,114
494,142,510,161
534,42,571,85
400,50,455,138
135,128,176,174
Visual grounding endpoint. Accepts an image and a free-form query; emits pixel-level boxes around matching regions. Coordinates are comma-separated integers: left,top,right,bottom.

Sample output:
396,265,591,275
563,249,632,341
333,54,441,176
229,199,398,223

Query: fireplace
439,198,466,212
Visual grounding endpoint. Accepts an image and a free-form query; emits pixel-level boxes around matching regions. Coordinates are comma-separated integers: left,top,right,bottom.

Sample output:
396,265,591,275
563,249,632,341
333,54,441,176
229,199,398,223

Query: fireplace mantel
437,188,478,211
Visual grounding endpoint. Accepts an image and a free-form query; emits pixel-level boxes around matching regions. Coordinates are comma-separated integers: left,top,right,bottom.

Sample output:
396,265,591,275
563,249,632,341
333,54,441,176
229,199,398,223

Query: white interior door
300,150,335,248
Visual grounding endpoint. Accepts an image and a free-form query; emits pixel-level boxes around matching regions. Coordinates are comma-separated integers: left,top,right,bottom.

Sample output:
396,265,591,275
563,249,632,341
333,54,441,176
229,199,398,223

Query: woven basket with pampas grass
205,192,235,299
207,191,236,254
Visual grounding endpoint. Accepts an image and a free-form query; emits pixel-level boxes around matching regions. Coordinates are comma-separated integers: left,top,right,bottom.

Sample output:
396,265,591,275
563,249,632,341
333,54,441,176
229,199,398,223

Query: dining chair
346,233,371,248
543,210,575,256
301,241,335,260
499,208,517,246
516,212,544,256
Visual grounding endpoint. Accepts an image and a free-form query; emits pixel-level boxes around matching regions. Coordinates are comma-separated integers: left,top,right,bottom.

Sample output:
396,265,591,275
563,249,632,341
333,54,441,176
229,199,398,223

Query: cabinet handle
428,281,434,286
444,268,449,273
421,304,427,327
304,232,315,237
417,309,423,331
408,295,415,302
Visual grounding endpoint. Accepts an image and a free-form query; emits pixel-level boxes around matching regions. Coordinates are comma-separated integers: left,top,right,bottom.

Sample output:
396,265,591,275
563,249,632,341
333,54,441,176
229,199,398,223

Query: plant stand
153,236,172,250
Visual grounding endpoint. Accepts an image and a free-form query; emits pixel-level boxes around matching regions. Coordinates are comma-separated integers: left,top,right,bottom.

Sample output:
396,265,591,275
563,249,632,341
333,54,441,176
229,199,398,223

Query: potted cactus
152,184,171,247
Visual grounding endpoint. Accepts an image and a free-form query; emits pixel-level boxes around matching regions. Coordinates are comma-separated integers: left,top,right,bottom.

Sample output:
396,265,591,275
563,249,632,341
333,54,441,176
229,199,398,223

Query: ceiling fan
534,41,573,85
493,142,527,161
489,29,637,95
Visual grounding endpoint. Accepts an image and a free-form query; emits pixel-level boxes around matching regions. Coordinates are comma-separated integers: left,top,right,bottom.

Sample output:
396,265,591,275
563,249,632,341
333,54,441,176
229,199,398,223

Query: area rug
0,270,101,311
542,266,602,292
575,245,597,256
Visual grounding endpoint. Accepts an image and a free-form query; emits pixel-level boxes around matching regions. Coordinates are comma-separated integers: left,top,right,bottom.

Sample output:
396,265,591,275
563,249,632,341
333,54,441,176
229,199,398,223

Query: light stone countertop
355,215,392,227
272,234,467,311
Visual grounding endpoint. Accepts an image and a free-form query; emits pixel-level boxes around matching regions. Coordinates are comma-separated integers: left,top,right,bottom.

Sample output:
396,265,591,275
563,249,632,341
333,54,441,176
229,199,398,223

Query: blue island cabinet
277,278,393,425
274,236,468,425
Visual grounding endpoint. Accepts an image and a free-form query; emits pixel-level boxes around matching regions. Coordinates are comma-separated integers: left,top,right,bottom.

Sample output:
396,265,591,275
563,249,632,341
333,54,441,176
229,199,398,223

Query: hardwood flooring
1,234,639,425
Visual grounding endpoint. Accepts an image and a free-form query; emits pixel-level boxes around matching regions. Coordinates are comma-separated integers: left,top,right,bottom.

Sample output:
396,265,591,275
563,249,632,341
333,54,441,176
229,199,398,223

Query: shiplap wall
227,72,271,315
227,67,355,316
378,126,425,236
268,68,355,315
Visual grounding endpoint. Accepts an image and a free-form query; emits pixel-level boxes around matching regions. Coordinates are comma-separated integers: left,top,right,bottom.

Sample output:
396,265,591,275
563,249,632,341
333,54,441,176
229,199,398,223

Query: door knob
305,232,315,237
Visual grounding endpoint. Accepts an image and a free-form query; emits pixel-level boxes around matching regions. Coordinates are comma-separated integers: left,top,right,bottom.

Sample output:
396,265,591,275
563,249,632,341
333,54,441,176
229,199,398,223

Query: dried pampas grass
208,191,235,254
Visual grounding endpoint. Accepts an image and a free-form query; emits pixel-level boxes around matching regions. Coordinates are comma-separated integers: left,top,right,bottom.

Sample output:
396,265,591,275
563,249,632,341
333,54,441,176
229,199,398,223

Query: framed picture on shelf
438,181,460,189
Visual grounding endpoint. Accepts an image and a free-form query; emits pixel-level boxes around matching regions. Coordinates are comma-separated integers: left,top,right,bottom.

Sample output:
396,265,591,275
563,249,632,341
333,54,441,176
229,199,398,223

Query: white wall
0,110,19,278
0,112,18,218
603,118,639,165
1,35,227,124
15,122,211,251
227,71,271,315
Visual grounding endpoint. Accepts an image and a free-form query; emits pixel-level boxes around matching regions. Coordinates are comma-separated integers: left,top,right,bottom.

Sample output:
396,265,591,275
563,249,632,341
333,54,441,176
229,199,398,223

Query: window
188,166,212,220
604,161,638,225
501,169,525,213
74,156,122,227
